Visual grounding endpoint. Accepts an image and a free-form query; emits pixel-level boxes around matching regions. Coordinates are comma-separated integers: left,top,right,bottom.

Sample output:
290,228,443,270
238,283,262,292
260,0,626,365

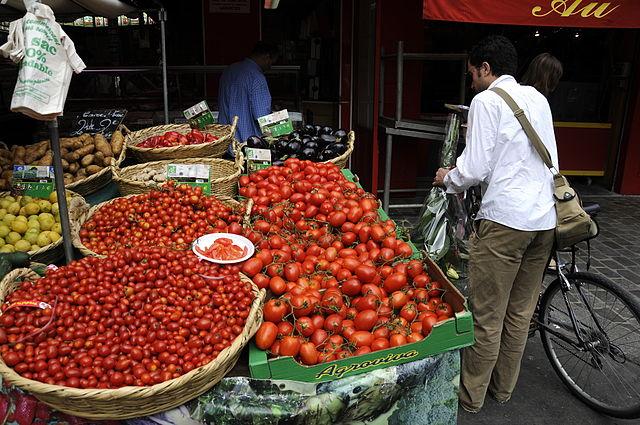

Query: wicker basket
113,141,244,198
71,194,250,258
0,268,265,419
126,117,238,162
65,126,129,197
0,191,89,264
325,131,355,169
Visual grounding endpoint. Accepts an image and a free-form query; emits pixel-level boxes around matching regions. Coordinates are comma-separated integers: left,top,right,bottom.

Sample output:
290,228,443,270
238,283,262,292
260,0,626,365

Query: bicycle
530,203,640,419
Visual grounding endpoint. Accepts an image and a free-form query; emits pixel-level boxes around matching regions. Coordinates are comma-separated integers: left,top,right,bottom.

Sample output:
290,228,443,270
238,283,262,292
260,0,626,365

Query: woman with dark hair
521,53,563,98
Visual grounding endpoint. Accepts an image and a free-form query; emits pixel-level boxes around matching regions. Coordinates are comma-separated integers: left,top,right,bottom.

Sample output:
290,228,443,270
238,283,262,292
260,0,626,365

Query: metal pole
383,133,392,213
379,47,385,113
395,41,403,120
48,119,74,264
160,8,169,124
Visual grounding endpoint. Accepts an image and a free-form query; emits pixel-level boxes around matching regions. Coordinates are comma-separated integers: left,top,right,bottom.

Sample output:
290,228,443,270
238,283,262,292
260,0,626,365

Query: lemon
39,215,55,231
0,225,9,238
27,220,40,231
2,214,15,226
18,207,27,216
14,239,31,252
7,202,20,215
0,209,6,219
47,231,61,242
49,192,58,203
0,245,14,253
0,238,4,247
23,229,39,245
15,216,27,223
0,199,11,210
10,220,28,234
19,196,33,207
24,202,40,215
6,232,21,245
51,203,59,216
36,232,52,247
37,200,52,213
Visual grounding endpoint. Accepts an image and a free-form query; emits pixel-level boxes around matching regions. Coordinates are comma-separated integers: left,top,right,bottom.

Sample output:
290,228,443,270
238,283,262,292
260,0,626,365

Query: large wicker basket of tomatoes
71,184,251,259
126,116,238,162
0,252,266,419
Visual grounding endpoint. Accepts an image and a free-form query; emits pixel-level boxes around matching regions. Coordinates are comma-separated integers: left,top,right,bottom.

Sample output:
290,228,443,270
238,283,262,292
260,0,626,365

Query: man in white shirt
434,35,557,413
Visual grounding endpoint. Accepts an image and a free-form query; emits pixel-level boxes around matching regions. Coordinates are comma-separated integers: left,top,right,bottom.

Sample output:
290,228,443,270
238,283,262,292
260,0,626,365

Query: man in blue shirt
218,42,279,154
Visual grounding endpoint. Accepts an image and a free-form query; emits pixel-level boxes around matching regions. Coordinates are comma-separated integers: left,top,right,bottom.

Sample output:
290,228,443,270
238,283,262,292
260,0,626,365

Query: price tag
183,101,216,129
246,148,272,174
167,164,211,195
258,109,294,138
70,109,127,137
11,165,54,198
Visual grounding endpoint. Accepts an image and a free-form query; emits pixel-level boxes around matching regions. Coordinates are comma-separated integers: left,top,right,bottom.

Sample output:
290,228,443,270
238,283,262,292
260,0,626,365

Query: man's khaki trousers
459,220,555,411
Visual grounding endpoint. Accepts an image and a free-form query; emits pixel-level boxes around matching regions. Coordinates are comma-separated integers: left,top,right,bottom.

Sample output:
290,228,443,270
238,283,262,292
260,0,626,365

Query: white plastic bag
0,3,85,121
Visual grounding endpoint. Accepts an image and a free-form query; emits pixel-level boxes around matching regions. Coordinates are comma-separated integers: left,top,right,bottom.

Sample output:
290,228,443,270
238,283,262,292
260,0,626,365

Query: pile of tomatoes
79,183,245,255
137,129,219,148
0,247,254,389
239,159,454,365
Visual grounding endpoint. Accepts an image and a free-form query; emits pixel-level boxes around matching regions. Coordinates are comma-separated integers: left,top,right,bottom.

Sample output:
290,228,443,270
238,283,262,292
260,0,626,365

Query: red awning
423,0,640,28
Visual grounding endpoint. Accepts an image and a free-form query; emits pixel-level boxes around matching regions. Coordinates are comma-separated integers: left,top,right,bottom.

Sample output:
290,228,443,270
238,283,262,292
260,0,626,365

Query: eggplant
246,135,267,149
320,134,337,145
332,142,347,154
333,129,348,142
274,138,289,156
320,126,334,135
272,159,285,167
303,140,319,150
301,136,312,145
300,147,318,160
286,139,302,156
313,125,323,136
303,124,316,135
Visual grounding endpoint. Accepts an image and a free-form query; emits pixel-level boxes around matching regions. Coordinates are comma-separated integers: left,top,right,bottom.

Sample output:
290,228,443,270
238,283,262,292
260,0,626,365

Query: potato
12,146,26,164
85,165,103,175
75,144,95,158
1,170,12,180
0,179,8,190
94,134,113,157
61,158,70,171
111,130,124,157
68,162,80,174
25,141,49,164
34,151,53,166
0,149,11,160
80,154,94,167
64,152,80,163
76,168,87,178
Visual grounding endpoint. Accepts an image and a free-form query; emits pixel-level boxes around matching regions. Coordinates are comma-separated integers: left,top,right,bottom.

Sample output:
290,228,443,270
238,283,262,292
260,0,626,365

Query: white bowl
192,233,255,264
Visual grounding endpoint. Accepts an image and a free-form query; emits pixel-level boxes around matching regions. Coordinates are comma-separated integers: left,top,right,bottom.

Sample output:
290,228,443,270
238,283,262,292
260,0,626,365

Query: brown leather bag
491,87,598,249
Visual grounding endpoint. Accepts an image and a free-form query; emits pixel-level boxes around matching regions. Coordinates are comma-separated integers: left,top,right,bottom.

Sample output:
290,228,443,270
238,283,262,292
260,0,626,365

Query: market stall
0,2,473,424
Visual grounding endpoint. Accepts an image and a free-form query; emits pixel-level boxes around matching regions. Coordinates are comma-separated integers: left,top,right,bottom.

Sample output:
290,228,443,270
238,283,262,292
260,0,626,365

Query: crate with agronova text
248,254,473,382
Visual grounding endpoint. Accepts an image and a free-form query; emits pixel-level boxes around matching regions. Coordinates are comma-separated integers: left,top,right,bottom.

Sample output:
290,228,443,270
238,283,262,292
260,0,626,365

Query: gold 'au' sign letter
532,0,620,18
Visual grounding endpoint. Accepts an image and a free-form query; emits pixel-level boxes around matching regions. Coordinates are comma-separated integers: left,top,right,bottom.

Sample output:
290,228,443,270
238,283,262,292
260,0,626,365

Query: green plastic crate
248,256,474,382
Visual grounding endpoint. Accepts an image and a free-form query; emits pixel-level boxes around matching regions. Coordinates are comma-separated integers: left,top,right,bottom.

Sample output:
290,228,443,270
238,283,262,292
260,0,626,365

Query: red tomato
371,338,390,352
349,331,374,348
255,322,278,350
421,314,438,336
383,273,407,293
299,342,319,365
279,336,302,357
241,258,264,277
263,299,289,323
389,334,407,347
353,310,378,331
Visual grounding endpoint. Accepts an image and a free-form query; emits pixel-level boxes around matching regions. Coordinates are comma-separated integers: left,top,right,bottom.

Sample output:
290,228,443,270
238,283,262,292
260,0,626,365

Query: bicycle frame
534,249,612,358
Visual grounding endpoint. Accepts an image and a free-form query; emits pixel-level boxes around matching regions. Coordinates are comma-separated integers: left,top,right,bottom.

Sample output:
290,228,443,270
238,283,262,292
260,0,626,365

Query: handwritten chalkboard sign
70,109,127,137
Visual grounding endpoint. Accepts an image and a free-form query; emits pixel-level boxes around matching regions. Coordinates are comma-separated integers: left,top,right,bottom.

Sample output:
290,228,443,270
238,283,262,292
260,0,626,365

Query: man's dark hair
251,41,279,59
468,35,518,77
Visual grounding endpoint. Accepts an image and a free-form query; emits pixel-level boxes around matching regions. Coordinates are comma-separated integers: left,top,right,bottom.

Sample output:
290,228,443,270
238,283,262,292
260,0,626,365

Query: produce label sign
245,148,272,174
11,165,54,198
184,101,216,129
258,110,294,138
167,164,211,195
70,109,127,137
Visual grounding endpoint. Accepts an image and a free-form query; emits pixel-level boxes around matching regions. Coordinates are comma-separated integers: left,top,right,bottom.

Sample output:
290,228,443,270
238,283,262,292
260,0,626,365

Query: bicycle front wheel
539,272,640,418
